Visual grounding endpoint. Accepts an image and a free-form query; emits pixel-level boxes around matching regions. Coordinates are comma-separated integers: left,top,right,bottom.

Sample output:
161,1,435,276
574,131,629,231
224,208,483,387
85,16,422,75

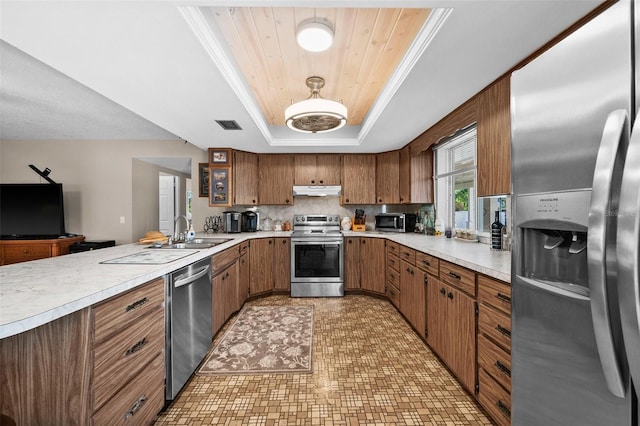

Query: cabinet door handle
496,324,511,338
348,239,353,244
424,276,428,284
440,287,446,295
125,297,148,312
447,292,454,299
448,271,461,280
285,199,290,204
125,337,148,357
282,240,287,245
495,360,512,377
319,180,324,184
124,395,148,420
496,400,511,418
345,198,350,203
496,292,512,303
311,180,315,184
269,240,272,245
378,198,383,203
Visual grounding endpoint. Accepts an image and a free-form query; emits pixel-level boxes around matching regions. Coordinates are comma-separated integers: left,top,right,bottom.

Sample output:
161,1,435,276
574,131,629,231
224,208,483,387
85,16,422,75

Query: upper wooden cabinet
477,76,511,196
233,150,258,205
294,154,341,185
258,154,294,205
376,151,400,204
342,154,376,205
399,146,433,204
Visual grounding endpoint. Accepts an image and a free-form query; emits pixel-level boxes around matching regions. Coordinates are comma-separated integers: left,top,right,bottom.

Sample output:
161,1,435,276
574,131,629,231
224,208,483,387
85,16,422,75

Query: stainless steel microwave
374,213,417,233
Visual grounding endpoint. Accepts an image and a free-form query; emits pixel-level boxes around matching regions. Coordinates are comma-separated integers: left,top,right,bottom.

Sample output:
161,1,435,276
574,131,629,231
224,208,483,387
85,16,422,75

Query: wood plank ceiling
209,7,431,127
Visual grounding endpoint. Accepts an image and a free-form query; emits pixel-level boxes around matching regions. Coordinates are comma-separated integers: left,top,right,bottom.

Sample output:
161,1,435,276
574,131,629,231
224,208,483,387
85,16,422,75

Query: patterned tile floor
155,294,493,425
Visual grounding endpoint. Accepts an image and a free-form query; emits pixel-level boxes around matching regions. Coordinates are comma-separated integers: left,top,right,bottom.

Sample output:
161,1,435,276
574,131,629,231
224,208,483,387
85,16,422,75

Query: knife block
352,215,366,232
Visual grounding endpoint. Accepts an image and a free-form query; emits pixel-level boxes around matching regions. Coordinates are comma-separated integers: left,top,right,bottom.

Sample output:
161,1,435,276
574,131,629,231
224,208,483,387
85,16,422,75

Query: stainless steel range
290,214,344,297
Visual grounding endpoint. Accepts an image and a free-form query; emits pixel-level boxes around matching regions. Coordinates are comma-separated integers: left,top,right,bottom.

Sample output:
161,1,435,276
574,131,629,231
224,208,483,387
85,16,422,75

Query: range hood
293,185,342,197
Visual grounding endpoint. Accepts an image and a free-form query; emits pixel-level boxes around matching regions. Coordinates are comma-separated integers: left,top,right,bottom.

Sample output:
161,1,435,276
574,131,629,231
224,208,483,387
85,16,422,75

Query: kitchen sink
149,238,233,249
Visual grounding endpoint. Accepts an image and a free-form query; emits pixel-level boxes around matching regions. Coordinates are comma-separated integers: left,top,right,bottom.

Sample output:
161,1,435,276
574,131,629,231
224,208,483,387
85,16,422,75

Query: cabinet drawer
387,283,400,309
3,244,51,262
91,354,165,426
386,241,399,257
93,307,165,410
212,245,239,273
478,368,511,426
439,260,475,296
479,303,511,352
92,278,164,343
478,334,511,392
387,265,400,288
478,275,511,315
239,241,249,255
399,246,415,265
387,253,400,273
415,252,439,277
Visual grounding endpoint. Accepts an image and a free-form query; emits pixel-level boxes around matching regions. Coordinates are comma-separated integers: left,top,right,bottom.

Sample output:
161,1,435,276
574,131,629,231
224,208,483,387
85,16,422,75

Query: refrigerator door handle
587,109,628,398
617,111,640,395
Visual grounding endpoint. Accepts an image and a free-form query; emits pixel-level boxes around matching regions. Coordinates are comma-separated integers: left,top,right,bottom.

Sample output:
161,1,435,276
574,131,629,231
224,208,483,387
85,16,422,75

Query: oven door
291,238,344,283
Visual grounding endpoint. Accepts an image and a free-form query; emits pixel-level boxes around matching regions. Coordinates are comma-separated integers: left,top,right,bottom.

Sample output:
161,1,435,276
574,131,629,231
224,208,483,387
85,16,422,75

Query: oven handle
291,239,344,245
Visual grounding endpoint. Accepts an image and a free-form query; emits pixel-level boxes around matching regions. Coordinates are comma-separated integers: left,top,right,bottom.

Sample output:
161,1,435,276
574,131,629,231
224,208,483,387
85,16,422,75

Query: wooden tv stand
0,236,85,266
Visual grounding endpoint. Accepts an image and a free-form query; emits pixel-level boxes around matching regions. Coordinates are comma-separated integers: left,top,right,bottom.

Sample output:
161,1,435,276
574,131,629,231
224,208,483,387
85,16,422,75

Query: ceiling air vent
216,120,242,130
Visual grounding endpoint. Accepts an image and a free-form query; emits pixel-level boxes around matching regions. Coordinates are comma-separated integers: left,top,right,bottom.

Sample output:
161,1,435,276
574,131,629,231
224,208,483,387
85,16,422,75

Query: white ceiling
0,0,602,154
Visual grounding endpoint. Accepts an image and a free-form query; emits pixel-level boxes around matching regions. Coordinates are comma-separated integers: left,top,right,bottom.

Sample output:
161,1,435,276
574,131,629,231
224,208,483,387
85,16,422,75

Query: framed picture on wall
209,148,232,166
198,163,209,198
209,167,232,207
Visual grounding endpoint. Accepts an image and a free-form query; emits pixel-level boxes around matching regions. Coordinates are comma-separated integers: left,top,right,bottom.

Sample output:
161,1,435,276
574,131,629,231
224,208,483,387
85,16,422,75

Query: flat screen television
0,183,67,239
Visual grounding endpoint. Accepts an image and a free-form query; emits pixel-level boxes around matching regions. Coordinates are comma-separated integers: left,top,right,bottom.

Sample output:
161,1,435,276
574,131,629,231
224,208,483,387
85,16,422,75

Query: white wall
0,139,207,244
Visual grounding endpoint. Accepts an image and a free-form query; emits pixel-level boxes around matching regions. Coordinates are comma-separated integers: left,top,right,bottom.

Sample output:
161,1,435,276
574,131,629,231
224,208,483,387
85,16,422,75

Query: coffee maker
223,211,241,233
242,211,258,232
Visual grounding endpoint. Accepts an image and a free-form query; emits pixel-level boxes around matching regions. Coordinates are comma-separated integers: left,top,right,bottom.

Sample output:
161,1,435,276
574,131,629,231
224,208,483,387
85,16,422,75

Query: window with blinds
434,125,477,232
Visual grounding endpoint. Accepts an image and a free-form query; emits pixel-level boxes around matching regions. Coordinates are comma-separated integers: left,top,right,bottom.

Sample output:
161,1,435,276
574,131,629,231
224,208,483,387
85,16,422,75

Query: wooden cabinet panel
93,308,164,410
415,252,439,277
386,241,399,258
477,76,511,196
294,154,341,185
238,252,249,307
0,236,85,265
387,283,400,309
426,278,447,358
387,262,400,289
400,260,426,337
233,150,258,205
399,245,415,265
478,275,511,315
92,277,164,344
360,238,386,294
212,245,239,274
440,260,476,297
258,154,293,205
344,237,361,290
478,368,512,426
399,146,433,204
342,154,376,205
399,146,411,204
478,334,511,393
249,238,274,295
273,237,290,290
479,303,512,352
91,354,165,426
212,270,227,335
448,286,476,393
376,151,400,204
386,253,400,273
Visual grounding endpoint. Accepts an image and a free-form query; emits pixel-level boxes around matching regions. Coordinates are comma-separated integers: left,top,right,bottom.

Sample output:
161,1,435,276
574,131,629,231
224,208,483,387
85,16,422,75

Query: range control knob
328,217,333,222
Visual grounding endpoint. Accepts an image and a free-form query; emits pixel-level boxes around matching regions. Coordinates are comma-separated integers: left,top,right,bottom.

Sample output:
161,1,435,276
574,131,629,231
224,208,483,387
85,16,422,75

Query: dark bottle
491,211,503,250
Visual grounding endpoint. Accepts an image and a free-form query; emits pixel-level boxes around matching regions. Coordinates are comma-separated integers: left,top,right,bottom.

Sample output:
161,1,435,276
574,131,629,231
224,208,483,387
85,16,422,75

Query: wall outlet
119,216,126,224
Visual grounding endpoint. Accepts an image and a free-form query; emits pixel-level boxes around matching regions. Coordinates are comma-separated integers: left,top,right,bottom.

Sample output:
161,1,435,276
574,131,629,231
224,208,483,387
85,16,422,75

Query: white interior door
159,175,176,236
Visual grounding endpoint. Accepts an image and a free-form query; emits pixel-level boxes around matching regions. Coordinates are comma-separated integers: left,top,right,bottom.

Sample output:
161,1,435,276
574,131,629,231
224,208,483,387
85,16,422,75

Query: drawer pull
448,271,461,280
125,297,148,312
496,324,511,338
125,337,148,356
496,400,511,418
124,395,148,420
422,259,431,266
403,252,410,257
495,360,511,377
496,292,512,303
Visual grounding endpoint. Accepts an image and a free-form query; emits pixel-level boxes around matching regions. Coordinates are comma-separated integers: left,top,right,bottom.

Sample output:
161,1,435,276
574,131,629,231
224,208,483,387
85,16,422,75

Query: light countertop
1,230,510,339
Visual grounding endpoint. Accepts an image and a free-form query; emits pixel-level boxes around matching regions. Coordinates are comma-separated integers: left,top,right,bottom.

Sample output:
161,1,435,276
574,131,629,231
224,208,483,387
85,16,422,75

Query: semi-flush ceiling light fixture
285,76,347,134
296,19,333,52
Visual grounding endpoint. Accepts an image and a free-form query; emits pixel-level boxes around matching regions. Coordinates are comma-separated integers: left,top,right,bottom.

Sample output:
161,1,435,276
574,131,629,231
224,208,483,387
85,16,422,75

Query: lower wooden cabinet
238,251,249,307
400,258,426,337
249,238,290,295
359,238,386,294
0,278,165,425
426,277,476,393
0,235,85,265
213,260,238,335
273,238,290,291
478,368,512,426
344,237,361,290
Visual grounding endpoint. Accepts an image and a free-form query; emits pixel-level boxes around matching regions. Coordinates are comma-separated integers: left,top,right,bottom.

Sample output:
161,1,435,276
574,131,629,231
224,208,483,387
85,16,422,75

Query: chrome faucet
174,215,190,241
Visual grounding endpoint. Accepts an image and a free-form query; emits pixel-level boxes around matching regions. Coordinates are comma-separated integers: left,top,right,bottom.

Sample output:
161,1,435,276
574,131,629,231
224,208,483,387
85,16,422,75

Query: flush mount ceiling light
296,19,334,52
285,76,347,134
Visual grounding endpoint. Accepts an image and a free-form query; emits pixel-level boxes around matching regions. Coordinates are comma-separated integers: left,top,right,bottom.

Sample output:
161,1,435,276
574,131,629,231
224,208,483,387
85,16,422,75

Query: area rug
198,305,314,375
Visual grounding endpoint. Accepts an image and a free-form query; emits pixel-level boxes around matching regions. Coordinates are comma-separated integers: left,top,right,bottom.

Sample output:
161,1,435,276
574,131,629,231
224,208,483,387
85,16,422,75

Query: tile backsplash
200,197,428,232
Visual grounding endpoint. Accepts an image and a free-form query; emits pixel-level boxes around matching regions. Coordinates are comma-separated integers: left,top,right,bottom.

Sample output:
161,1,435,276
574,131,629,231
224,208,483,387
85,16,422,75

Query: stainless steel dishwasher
165,256,212,401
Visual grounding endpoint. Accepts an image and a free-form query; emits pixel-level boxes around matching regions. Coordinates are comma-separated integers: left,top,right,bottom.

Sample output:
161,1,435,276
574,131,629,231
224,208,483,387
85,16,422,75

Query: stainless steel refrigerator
511,0,640,424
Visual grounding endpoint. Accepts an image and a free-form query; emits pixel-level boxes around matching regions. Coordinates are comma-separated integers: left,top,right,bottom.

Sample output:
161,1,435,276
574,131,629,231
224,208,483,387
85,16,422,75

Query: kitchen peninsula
0,231,510,425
